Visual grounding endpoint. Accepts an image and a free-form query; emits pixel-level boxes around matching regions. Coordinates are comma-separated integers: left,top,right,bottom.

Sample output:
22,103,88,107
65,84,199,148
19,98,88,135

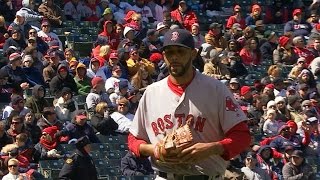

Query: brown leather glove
154,123,193,162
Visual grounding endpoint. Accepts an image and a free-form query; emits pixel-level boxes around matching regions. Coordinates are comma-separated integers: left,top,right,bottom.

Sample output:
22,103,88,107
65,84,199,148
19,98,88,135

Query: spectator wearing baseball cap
273,36,298,65
37,20,63,51
245,4,262,26
54,86,79,121
282,150,315,179
228,78,240,94
284,8,312,37
140,28,162,58
109,80,131,106
226,5,246,30
3,26,27,53
239,86,253,106
102,51,128,80
203,49,230,80
1,52,30,91
55,109,100,144
241,151,270,180
260,30,278,61
2,95,29,120
86,76,111,111
170,1,198,31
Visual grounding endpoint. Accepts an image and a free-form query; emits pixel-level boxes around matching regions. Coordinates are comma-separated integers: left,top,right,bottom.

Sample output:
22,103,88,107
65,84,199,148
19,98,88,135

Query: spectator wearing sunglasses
2,158,27,180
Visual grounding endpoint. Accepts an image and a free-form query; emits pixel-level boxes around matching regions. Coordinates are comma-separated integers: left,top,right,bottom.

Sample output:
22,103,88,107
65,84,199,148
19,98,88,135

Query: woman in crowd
90,102,118,135
130,65,153,90
240,38,261,66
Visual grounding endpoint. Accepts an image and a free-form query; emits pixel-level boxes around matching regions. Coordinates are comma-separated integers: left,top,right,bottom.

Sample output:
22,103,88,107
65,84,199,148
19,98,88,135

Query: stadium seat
52,28,64,35
73,42,93,57
97,167,122,177
97,135,121,143
63,21,75,28
39,159,64,179
106,150,122,159
90,151,104,159
131,176,156,180
91,143,112,152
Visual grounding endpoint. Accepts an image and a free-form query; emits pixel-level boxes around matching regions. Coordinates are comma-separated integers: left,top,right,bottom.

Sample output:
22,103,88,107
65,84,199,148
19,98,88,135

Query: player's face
163,46,196,77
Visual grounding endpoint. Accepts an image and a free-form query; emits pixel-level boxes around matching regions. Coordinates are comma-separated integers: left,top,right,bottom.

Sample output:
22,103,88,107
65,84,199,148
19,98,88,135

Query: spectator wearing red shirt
292,36,315,66
170,0,198,31
226,5,246,30
240,38,261,65
98,21,120,50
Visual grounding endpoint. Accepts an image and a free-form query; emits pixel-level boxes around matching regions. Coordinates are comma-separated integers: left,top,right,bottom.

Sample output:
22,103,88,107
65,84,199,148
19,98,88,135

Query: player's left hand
177,142,224,163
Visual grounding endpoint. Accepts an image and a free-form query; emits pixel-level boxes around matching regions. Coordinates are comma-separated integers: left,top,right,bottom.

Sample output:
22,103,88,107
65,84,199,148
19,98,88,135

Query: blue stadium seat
39,159,64,179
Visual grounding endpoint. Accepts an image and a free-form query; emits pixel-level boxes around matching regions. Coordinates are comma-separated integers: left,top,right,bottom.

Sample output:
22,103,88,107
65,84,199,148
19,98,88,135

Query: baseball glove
154,121,194,162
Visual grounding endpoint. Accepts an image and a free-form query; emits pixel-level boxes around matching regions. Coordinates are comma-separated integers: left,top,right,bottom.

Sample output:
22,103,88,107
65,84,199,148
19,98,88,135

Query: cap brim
161,43,192,51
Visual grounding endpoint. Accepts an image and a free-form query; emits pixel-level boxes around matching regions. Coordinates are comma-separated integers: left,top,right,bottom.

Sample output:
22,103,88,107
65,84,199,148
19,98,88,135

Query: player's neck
169,69,195,85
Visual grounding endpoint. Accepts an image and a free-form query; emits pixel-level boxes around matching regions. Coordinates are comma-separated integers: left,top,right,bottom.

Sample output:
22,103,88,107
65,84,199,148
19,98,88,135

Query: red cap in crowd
241,86,251,96
91,76,104,88
293,9,302,16
149,53,163,63
42,126,59,138
265,84,275,90
286,120,298,132
279,36,290,47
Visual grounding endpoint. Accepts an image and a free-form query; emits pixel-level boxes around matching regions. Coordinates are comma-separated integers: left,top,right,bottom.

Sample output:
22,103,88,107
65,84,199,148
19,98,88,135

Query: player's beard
168,57,193,77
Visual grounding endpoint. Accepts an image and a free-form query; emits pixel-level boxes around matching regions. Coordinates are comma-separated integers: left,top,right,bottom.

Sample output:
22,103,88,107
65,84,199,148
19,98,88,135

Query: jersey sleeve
218,84,248,133
129,88,150,142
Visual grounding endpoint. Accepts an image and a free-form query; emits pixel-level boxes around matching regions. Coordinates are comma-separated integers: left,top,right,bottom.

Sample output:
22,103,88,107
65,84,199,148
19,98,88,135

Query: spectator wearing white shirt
110,97,134,133
105,65,131,94
263,109,280,137
2,158,27,180
37,20,62,50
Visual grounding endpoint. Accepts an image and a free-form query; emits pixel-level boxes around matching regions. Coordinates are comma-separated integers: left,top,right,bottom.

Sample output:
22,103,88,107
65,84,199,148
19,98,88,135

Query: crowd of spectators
0,0,320,179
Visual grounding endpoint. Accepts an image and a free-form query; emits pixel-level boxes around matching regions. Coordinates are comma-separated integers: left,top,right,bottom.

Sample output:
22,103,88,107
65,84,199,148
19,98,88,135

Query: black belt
159,171,220,180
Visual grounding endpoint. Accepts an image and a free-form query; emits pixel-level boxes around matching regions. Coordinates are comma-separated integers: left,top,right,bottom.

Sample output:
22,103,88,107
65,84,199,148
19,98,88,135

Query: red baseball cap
109,52,118,59
293,9,302,16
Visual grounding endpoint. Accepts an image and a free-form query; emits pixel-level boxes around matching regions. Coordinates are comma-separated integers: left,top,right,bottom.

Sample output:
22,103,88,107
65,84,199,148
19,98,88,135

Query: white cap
156,22,167,31
229,78,239,84
123,26,134,37
267,100,276,109
275,96,285,104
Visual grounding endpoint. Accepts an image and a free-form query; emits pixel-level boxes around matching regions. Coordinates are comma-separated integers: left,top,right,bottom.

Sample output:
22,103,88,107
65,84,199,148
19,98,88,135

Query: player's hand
177,142,224,163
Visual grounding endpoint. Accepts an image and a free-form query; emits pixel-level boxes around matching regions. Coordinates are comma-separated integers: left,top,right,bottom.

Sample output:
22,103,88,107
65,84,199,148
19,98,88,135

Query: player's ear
191,48,198,60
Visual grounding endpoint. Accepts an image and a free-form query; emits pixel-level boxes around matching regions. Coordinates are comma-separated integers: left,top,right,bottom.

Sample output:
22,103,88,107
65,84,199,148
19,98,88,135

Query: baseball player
128,28,251,180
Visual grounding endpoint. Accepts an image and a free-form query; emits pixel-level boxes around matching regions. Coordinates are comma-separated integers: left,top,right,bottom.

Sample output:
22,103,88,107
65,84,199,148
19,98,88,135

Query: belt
158,171,220,180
